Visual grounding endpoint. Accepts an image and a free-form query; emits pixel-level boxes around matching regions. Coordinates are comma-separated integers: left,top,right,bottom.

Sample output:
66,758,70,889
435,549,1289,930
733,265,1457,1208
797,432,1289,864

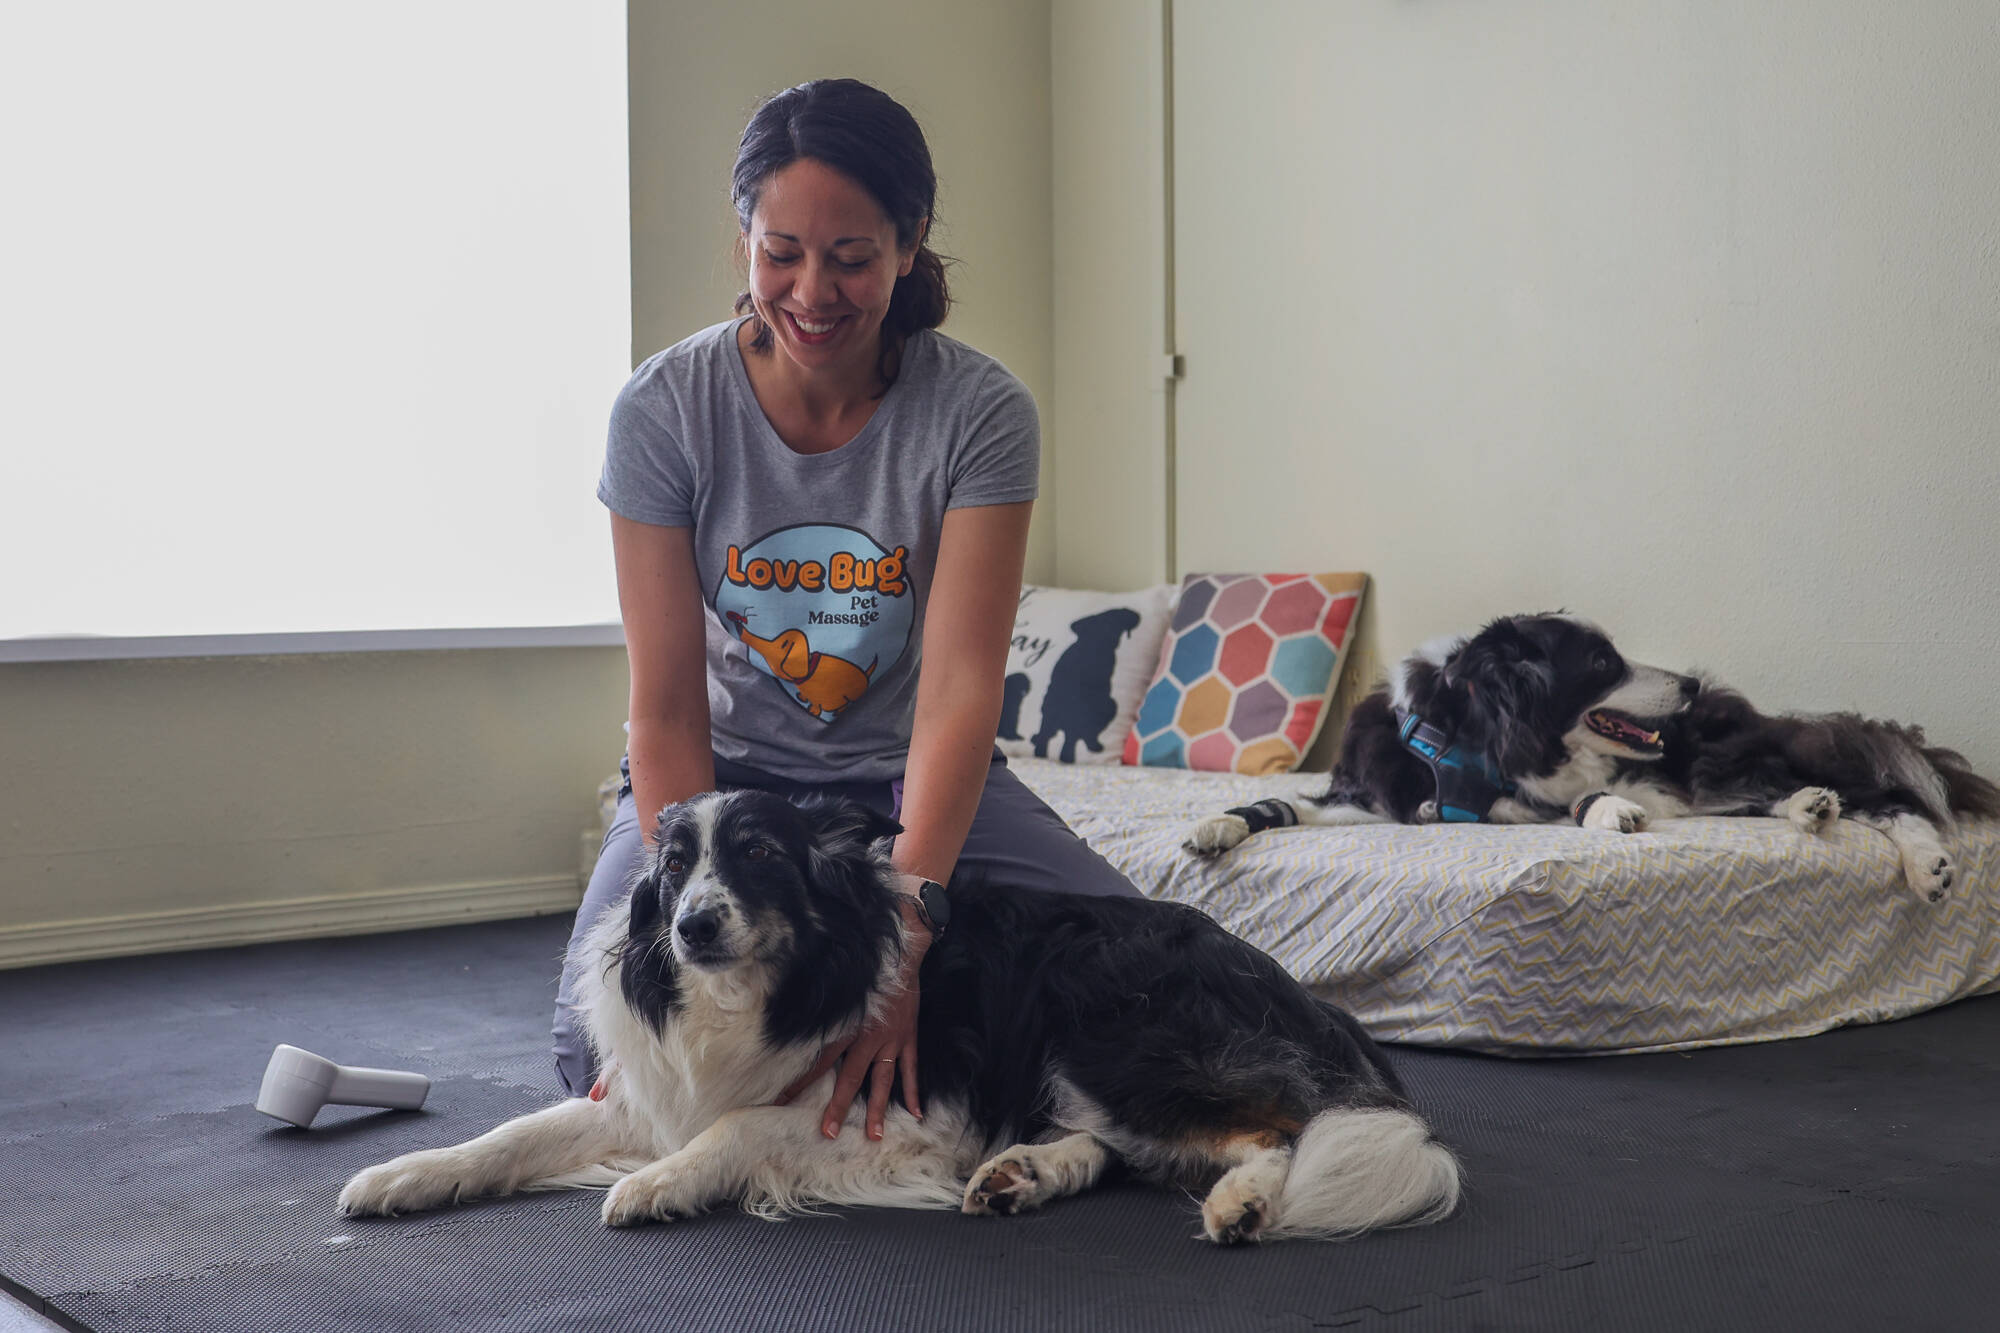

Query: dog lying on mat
1184,613,1999,903
340,793,1460,1244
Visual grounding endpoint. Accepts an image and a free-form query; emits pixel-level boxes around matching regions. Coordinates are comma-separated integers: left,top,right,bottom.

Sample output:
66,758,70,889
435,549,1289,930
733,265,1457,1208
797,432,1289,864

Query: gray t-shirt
598,317,1040,782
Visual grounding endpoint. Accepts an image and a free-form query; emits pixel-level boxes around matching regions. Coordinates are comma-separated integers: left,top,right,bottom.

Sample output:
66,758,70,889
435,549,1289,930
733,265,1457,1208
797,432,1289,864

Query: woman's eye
745,846,769,861
763,251,799,266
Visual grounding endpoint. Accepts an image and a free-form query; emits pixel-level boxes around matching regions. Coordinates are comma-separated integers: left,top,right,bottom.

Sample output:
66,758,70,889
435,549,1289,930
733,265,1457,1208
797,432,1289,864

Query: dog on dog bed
340,792,1460,1244
1183,613,2000,904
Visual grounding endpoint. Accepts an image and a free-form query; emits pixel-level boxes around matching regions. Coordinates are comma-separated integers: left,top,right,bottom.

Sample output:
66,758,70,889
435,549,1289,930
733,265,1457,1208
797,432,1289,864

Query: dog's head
1396,614,1699,777
618,791,905,1044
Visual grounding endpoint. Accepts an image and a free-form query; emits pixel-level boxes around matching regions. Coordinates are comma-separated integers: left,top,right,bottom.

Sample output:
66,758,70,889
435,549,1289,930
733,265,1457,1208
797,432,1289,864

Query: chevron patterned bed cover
1011,758,2000,1054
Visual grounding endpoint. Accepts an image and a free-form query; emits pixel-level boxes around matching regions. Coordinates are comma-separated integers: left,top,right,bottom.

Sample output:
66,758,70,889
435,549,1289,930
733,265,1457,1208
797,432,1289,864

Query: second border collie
341,793,1461,1244
1184,613,1999,903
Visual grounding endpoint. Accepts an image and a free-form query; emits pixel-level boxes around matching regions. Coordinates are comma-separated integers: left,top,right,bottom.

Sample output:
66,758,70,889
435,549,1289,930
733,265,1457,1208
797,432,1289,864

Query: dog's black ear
1444,619,1529,690
626,848,670,940
797,796,903,853
1448,620,1559,771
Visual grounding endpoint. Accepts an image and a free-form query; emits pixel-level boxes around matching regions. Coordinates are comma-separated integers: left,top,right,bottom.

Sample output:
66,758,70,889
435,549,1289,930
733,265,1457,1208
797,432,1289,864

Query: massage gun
255,1043,430,1128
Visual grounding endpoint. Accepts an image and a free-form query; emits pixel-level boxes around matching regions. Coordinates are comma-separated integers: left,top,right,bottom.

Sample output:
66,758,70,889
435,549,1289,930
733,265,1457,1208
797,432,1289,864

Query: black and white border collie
1184,613,2000,904
340,793,1461,1244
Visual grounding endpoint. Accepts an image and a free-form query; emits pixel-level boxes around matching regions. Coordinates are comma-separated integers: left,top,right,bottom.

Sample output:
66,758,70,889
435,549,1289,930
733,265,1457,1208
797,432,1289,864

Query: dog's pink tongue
1614,716,1658,744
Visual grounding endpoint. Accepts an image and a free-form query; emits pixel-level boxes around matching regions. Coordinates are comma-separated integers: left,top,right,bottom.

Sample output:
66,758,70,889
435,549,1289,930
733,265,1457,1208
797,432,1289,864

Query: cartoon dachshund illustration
725,612,877,720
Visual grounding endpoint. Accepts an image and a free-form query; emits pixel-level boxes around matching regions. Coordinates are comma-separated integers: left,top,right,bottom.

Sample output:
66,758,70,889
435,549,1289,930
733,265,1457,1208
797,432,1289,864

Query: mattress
1010,757,2000,1054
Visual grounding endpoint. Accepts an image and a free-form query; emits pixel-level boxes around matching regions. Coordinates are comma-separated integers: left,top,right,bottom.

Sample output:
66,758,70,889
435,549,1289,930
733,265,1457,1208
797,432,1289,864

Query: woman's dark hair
731,78,951,390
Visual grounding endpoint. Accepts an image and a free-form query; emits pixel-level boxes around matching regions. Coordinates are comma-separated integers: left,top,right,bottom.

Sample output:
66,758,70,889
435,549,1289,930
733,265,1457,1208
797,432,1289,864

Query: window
1,3,631,646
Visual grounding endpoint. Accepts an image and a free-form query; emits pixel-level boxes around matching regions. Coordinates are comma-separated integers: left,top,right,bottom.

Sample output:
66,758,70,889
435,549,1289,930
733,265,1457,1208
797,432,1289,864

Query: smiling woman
553,78,1144,1141
0,3,630,646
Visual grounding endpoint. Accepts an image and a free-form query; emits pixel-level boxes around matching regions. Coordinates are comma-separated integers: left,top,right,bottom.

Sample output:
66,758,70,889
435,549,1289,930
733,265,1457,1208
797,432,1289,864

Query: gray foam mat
5,917,1999,1331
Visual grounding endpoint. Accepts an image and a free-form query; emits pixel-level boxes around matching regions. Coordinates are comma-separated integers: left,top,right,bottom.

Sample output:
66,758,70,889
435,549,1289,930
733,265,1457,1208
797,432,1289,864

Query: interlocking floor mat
5,917,1999,1331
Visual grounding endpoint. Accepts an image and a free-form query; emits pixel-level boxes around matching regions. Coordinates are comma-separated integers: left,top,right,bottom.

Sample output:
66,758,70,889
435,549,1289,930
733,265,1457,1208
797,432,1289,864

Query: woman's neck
739,319,902,455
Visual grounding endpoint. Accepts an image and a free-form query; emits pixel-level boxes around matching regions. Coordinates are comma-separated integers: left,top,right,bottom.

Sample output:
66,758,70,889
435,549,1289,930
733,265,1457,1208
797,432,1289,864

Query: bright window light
0,2,631,641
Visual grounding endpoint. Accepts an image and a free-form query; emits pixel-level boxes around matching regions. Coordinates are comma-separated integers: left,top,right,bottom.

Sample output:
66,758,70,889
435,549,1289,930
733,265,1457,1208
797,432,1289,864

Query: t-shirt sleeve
597,364,695,527
945,365,1040,510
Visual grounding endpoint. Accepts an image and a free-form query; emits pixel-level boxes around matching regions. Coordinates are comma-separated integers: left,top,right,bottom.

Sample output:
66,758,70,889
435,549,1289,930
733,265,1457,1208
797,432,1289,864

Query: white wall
1112,0,2000,771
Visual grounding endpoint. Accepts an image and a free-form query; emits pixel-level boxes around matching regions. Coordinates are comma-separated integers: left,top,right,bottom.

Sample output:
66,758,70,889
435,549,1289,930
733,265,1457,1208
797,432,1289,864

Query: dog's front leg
601,1102,967,1226
340,1096,635,1217
601,1104,821,1226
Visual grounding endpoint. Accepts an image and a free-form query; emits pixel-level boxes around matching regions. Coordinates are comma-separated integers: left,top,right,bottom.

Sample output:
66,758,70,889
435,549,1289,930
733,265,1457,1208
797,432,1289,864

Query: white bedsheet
1010,758,2000,1054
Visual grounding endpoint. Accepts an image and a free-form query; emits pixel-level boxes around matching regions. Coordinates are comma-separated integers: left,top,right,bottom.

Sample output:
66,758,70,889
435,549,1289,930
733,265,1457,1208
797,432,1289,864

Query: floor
5,915,1999,1331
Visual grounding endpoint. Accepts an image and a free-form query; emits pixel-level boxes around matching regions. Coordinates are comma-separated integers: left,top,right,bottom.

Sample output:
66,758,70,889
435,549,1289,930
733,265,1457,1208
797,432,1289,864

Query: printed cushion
996,584,1176,765
1123,572,1369,774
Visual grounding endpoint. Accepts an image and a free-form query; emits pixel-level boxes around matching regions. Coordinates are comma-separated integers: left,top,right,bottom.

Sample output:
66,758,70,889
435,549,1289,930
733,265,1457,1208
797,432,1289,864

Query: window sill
0,624,627,664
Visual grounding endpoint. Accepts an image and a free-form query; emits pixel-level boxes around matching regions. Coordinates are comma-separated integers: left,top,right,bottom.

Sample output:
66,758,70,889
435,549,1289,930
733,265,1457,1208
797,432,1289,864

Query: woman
553,78,1138,1142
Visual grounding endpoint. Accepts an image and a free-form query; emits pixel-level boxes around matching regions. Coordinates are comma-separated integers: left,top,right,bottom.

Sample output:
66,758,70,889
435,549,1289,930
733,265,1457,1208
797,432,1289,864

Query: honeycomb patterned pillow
1123,572,1369,774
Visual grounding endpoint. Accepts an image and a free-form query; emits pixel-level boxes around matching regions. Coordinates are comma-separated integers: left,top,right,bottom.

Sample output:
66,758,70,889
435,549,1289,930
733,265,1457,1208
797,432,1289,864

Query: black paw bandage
1571,791,1610,826
1225,800,1300,834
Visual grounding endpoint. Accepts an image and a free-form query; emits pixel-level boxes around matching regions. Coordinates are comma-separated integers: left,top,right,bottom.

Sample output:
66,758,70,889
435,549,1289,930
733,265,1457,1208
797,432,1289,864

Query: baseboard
0,874,585,971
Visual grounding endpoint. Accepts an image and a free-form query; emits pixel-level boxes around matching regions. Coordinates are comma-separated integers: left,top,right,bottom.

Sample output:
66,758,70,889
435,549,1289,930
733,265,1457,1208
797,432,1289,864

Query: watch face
919,881,950,930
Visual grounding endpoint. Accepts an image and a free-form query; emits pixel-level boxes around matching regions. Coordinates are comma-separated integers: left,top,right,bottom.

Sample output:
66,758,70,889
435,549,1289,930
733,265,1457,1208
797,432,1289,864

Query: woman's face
743,158,921,379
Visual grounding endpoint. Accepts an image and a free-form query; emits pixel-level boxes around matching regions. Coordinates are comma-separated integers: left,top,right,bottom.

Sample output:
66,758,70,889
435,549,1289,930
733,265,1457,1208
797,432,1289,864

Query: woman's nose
798,259,838,308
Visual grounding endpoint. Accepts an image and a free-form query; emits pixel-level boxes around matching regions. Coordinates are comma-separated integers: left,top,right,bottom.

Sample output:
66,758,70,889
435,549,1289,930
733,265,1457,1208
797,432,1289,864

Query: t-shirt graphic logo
716,524,915,724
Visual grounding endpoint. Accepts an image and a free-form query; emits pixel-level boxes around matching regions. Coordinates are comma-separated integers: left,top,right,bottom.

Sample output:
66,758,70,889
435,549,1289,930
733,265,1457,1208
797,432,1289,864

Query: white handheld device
255,1043,430,1128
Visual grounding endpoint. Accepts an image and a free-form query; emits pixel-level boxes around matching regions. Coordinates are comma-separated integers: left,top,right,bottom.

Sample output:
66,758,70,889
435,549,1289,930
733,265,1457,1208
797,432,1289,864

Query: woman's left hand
776,914,928,1140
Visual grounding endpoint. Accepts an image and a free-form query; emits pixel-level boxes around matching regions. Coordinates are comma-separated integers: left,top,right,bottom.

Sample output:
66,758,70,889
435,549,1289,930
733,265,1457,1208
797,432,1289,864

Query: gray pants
550,752,1138,1095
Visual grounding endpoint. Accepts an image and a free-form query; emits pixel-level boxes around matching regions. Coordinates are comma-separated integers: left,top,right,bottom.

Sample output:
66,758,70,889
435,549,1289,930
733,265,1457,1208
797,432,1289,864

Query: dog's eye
664,856,685,876
744,846,769,861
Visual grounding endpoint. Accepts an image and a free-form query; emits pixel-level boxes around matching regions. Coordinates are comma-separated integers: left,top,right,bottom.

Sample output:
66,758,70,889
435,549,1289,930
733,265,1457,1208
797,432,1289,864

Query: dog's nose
676,910,722,947
1678,675,1701,702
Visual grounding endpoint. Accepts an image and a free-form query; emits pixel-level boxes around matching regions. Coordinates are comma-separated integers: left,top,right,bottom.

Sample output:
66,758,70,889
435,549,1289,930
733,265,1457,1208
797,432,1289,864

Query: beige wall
1059,0,2000,773
627,0,1058,581
1050,0,1171,593
1,649,628,967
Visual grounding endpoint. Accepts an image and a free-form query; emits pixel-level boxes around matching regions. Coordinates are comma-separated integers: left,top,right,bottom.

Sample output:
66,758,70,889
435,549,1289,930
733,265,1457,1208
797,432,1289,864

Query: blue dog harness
1395,707,1516,822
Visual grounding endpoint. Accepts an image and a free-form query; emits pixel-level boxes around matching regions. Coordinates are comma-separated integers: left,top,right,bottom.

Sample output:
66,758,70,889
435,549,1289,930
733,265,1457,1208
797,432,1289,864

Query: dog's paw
963,1152,1045,1217
1904,848,1954,905
1201,1182,1272,1245
1583,795,1649,833
601,1163,702,1228
1415,800,1441,825
1785,786,1842,835
338,1150,469,1217
1183,814,1250,859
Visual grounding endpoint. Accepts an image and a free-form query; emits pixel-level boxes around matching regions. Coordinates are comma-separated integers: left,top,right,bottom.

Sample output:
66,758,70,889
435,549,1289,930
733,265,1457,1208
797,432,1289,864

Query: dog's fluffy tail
1930,745,2000,820
1264,1107,1461,1240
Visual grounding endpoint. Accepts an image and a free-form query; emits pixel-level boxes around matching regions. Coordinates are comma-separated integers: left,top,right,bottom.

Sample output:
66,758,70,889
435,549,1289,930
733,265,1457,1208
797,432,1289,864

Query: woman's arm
611,512,715,841
891,499,1035,884
799,500,1034,1141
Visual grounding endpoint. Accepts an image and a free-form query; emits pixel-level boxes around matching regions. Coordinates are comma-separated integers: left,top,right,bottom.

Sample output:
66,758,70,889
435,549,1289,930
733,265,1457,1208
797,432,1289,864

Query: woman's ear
897,218,930,276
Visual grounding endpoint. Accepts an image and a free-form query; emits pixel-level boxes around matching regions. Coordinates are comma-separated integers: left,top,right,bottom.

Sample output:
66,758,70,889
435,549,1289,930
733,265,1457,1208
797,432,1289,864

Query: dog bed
1011,757,2000,1054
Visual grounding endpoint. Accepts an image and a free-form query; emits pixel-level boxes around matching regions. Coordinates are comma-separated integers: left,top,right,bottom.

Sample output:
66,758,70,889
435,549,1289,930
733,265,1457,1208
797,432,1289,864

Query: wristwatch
899,877,951,939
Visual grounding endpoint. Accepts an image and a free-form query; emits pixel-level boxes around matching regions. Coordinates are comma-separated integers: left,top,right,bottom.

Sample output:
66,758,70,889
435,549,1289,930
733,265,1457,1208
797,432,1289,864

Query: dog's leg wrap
1225,800,1300,835
1571,792,1609,826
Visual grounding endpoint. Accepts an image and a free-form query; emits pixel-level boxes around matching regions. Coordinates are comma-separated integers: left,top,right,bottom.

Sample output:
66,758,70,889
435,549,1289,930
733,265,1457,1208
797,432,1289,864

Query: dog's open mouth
1586,710,1665,754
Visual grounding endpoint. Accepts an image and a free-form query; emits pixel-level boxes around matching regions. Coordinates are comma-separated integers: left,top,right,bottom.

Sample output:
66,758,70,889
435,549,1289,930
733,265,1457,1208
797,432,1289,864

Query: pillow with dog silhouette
1124,573,1370,774
997,584,1176,765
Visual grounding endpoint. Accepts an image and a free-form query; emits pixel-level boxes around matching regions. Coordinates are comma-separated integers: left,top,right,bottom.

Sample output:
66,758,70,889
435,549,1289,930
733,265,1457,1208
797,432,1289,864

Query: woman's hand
777,904,930,1140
